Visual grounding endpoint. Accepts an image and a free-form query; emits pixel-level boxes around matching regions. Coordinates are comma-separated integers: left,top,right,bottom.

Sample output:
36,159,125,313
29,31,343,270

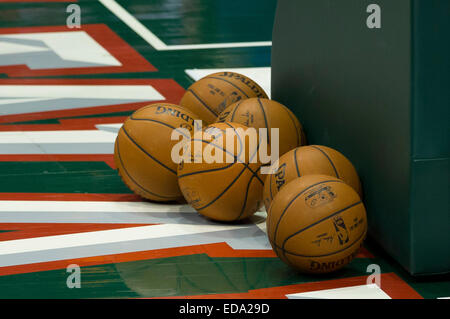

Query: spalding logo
155,106,201,131
309,248,360,272
218,72,266,98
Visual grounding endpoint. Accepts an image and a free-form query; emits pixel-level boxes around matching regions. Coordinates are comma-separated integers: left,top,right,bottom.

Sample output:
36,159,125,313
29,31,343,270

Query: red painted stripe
0,193,143,201
0,78,185,125
0,222,153,241
0,154,117,168
0,238,375,278
0,24,155,77
357,246,375,258
0,0,76,2
154,273,423,299
0,242,277,277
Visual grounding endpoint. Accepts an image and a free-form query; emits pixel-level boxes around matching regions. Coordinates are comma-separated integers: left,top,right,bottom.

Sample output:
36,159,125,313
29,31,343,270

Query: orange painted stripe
0,192,143,201
0,242,277,277
357,246,375,258
0,154,117,169
154,273,423,299
0,78,185,125
0,222,154,241
0,102,145,127
0,24,155,77
0,240,374,278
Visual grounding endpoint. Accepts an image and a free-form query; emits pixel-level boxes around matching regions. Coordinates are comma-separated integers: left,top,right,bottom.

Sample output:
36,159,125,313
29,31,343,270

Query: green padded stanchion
271,0,449,275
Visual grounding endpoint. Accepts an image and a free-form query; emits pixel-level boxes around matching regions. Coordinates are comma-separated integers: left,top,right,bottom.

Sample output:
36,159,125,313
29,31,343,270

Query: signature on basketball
181,187,202,208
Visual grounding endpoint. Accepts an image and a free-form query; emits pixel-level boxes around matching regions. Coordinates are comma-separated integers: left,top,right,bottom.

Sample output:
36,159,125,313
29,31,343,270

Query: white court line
0,85,164,100
0,223,248,256
0,200,193,213
98,0,272,50
0,130,117,144
286,284,392,299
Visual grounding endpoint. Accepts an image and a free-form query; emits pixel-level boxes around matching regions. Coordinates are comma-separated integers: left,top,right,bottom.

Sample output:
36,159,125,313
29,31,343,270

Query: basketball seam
128,117,191,138
178,162,235,179
225,122,264,185
205,76,249,98
195,165,247,211
116,134,176,200
294,148,301,177
188,89,219,117
276,227,366,258
272,179,345,245
280,200,363,251
179,133,263,185
176,139,257,180
310,145,340,178
222,122,244,161
257,98,270,145
209,73,268,98
182,138,242,169
230,100,243,122
235,173,257,221
122,126,177,175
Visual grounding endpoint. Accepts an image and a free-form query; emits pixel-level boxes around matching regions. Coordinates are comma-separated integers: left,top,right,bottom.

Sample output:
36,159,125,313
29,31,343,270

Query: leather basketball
177,122,264,222
217,98,306,157
263,145,362,210
179,72,268,124
114,103,201,202
266,175,367,274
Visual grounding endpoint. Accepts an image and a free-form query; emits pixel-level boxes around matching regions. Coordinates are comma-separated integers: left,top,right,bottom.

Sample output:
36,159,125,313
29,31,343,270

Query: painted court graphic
0,0,448,302
0,24,155,76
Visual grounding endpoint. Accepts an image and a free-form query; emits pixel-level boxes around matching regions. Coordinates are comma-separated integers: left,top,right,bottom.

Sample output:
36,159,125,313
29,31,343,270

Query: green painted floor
0,0,448,299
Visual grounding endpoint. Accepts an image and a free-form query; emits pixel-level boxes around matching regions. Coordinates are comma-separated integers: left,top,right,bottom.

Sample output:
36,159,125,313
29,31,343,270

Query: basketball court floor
0,0,448,299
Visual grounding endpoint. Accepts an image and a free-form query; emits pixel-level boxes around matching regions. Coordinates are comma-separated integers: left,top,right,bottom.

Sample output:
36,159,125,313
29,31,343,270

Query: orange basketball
263,145,362,210
114,103,201,201
217,98,306,157
177,122,264,222
266,175,367,274
179,72,268,124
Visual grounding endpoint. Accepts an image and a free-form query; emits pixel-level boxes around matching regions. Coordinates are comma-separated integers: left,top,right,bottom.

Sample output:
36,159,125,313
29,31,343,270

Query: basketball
266,174,367,274
114,103,201,202
177,122,264,222
217,98,306,157
263,145,362,210
179,72,268,124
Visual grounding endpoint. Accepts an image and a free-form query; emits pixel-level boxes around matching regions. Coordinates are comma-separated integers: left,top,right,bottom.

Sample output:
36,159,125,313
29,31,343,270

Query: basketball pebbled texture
177,122,265,222
266,175,367,274
263,145,362,210
217,98,306,157
179,72,268,124
114,103,201,202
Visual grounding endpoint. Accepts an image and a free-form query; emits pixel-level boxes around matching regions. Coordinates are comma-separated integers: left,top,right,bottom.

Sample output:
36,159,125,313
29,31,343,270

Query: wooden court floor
0,0,448,299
